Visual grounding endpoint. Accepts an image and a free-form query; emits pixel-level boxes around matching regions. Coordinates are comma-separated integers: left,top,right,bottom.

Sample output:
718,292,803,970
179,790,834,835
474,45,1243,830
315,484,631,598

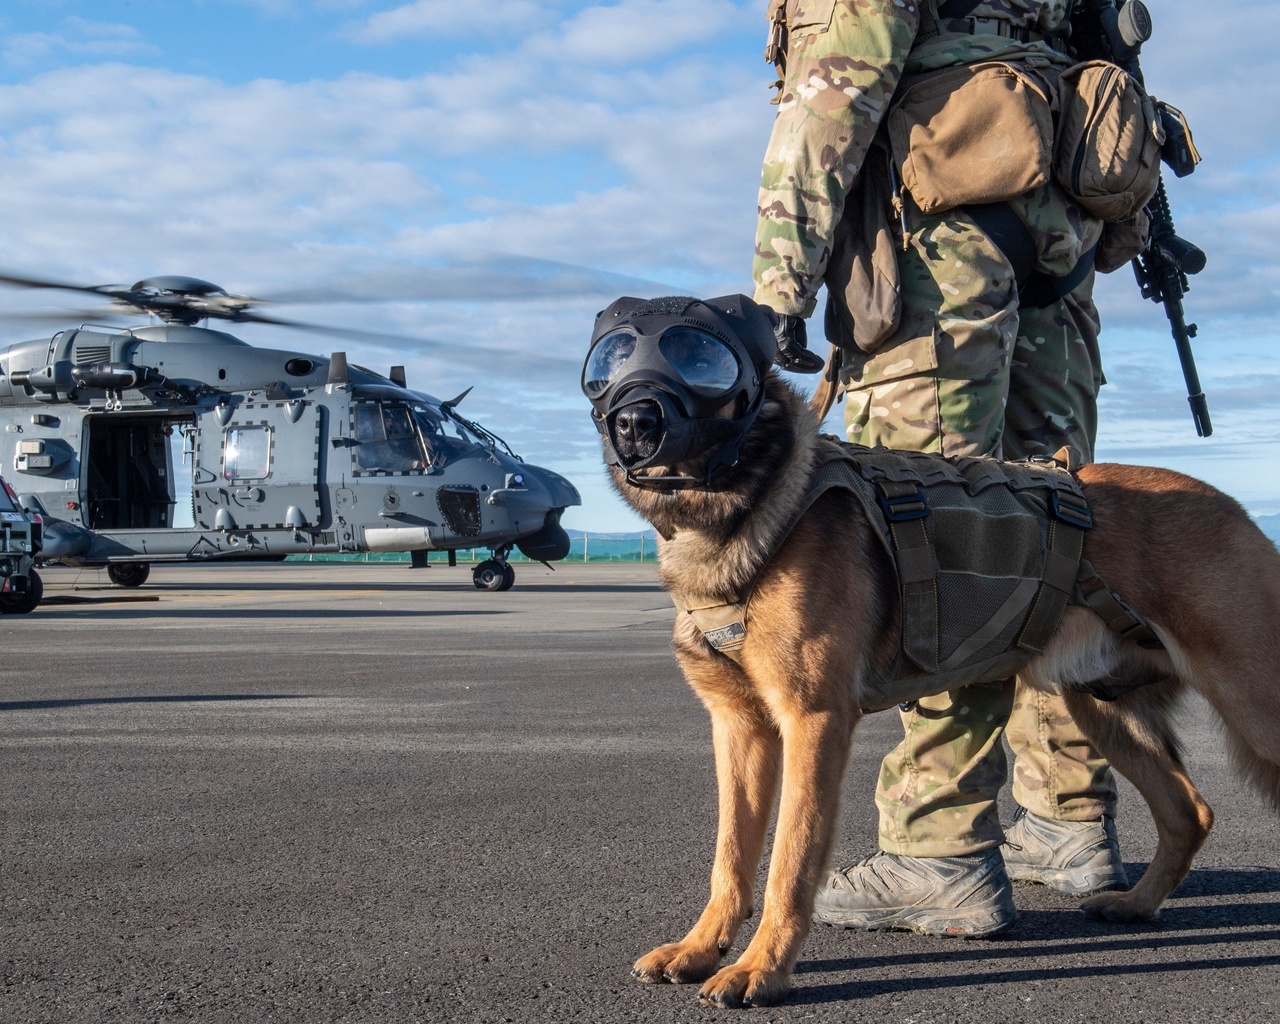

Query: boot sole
813,905,1016,938
1004,862,1129,897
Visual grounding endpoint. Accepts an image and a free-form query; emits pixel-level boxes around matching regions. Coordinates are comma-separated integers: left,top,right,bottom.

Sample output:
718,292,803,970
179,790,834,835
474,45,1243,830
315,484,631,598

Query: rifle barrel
1163,293,1212,437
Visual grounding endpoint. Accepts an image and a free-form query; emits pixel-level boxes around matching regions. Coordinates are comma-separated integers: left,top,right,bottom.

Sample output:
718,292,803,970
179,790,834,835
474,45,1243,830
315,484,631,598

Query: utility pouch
824,145,902,354
1053,61,1163,223
887,61,1055,214
1095,209,1150,274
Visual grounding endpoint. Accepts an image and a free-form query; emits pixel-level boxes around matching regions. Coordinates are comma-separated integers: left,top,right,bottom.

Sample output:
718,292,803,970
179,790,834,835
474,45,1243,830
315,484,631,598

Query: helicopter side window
352,402,426,474
224,426,272,481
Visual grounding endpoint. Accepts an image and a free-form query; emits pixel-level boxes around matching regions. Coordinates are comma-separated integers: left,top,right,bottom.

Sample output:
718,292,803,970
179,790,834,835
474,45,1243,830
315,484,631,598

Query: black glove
771,313,826,374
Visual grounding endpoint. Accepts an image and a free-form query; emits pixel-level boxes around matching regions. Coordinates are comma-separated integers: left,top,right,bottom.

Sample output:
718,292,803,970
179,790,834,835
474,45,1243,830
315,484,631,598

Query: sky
0,0,1276,533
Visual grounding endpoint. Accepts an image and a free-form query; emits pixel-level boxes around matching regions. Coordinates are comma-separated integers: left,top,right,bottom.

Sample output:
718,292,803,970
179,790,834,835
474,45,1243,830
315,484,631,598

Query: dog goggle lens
583,328,740,397
659,329,740,394
583,331,636,397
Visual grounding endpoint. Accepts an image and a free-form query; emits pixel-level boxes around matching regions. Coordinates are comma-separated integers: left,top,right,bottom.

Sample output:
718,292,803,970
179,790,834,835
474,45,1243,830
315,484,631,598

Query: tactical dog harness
672,440,1162,712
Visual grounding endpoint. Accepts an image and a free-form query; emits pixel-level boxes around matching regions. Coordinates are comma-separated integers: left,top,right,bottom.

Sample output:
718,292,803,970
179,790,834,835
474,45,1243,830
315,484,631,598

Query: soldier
753,0,1128,936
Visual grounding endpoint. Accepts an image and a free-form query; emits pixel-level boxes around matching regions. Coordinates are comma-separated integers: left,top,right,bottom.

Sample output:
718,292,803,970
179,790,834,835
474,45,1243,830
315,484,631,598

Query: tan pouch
785,0,836,30
887,61,1055,214
1094,208,1150,274
1054,61,1162,223
824,146,902,354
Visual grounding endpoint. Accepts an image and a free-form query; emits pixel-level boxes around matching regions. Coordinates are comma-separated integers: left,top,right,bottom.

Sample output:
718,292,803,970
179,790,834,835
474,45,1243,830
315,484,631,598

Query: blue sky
0,0,1276,532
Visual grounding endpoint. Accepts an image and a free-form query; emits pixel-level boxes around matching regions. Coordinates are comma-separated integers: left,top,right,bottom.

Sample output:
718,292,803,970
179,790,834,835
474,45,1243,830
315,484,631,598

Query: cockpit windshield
409,402,486,466
349,391,495,474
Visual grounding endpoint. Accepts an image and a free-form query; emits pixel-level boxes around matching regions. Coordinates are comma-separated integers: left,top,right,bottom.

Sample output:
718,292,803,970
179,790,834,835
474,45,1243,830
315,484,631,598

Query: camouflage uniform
752,0,1116,857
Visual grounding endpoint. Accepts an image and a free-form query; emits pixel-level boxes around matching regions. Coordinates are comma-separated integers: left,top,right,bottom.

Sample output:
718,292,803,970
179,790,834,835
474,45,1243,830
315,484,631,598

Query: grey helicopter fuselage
0,320,580,584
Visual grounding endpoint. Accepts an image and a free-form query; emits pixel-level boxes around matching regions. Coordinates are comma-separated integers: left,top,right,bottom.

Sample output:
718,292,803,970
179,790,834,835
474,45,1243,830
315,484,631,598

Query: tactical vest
671,440,1161,712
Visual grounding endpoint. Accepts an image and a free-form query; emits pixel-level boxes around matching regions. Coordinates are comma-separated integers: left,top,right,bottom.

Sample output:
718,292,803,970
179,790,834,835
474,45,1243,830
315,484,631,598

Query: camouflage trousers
840,193,1117,856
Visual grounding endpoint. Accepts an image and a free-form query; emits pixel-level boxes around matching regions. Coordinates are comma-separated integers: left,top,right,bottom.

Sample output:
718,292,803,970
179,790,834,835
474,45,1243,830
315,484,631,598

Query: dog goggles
582,326,741,401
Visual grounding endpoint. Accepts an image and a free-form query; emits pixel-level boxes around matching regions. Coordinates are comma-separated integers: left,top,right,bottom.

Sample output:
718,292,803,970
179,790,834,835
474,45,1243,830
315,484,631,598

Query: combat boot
812,848,1016,938
1001,806,1129,896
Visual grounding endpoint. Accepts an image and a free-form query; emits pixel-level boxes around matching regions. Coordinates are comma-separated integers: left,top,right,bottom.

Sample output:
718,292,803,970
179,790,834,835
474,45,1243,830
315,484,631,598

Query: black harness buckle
878,484,930,523
1050,491,1093,529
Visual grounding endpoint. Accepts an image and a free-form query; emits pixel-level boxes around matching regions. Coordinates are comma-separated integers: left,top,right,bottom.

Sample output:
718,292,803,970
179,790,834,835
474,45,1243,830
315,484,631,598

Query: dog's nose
615,403,661,445
611,399,664,465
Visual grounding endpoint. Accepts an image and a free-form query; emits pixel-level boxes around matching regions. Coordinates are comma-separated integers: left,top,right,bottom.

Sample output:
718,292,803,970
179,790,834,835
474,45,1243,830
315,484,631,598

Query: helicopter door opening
84,414,196,530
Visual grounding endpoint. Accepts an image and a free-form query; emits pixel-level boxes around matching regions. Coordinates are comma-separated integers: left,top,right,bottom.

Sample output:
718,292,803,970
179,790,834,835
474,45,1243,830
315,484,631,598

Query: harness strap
1074,559,1166,650
965,202,1100,308
876,478,940,673
941,16,1045,43
1016,516,1087,652
936,0,985,18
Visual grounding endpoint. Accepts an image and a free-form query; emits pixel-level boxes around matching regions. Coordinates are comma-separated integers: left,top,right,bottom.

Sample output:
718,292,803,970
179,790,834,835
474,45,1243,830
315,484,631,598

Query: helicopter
0,272,581,592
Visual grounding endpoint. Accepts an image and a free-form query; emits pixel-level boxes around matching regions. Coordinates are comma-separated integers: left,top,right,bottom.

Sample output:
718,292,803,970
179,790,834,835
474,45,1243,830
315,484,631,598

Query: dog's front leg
698,706,854,1008
633,678,781,986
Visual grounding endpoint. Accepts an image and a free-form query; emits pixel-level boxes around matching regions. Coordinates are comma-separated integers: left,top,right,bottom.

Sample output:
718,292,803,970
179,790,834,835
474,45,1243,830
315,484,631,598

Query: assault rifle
1070,0,1211,436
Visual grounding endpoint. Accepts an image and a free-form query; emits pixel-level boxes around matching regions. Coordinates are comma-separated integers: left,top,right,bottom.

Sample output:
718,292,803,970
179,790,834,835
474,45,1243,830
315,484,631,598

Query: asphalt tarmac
2,562,1278,1023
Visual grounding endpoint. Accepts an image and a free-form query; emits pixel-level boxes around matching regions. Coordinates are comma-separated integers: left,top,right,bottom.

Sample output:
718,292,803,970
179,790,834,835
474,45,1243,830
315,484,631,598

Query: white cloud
533,0,747,64
344,0,546,43
1,19,157,68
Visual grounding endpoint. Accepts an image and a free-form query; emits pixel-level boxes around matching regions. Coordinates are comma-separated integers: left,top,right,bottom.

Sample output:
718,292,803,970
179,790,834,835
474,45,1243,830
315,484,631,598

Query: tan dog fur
612,376,1280,1008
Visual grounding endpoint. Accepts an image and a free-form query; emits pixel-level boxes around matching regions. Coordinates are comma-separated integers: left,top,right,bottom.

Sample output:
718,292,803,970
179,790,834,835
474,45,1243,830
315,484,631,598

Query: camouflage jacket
752,0,1075,317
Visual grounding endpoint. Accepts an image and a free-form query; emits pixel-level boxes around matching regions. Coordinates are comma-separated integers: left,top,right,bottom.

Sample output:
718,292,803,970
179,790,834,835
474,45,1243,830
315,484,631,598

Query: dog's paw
631,941,723,985
1080,890,1160,924
697,963,791,1009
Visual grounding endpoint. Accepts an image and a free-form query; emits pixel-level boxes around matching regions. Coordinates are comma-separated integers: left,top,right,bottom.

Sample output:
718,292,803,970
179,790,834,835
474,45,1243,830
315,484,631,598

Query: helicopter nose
611,400,663,464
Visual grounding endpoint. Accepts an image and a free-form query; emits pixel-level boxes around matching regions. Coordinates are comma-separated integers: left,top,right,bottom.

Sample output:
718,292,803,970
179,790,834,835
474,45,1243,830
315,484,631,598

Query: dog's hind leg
632,673,782,987
1061,687,1214,922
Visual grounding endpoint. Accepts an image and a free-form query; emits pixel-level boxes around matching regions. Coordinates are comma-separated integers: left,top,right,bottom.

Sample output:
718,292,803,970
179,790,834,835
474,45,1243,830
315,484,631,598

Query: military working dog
582,294,1280,1008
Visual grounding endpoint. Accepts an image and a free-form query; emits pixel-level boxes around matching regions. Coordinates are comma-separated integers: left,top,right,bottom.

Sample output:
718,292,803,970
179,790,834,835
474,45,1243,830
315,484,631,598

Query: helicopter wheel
0,569,42,614
496,562,516,591
107,563,151,588
472,559,508,592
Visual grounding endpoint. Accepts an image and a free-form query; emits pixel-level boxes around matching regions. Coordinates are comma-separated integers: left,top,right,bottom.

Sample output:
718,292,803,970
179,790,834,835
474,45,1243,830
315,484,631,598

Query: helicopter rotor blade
256,254,677,306
230,310,579,368
0,271,135,302
0,264,587,370
0,306,134,329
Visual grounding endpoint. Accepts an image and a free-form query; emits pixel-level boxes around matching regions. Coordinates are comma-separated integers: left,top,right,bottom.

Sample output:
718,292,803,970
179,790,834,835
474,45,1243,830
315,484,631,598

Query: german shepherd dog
605,370,1280,1008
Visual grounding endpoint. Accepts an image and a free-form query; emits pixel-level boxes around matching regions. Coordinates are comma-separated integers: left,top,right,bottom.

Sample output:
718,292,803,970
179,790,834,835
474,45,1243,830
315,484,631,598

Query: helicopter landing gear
107,562,151,588
472,546,516,592
0,569,42,614
472,559,507,591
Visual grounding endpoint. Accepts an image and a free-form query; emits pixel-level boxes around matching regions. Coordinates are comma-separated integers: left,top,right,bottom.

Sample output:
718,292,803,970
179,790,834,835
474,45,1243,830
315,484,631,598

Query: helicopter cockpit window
352,402,427,474
409,404,486,465
224,426,272,481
